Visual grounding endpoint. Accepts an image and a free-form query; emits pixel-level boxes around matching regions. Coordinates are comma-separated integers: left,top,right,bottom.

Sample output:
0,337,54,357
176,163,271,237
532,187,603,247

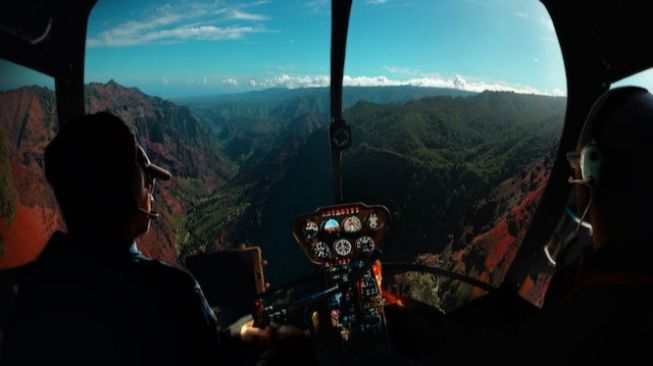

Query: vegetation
175,86,473,125
177,87,475,169
0,127,17,255
2,83,565,306
181,90,566,285
172,177,210,204
178,184,252,257
388,271,442,309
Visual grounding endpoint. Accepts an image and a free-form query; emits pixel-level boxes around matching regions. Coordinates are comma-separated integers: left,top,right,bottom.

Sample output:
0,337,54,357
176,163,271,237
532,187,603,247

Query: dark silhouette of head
44,112,171,246
575,86,653,253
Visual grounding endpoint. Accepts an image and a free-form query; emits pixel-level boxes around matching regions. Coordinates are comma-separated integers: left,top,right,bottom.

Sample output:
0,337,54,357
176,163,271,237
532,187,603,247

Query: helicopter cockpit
3,0,653,365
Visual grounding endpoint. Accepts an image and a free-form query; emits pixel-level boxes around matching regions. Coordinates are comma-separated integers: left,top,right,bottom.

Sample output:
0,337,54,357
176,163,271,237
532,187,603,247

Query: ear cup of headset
574,86,649,214
579,142,602,186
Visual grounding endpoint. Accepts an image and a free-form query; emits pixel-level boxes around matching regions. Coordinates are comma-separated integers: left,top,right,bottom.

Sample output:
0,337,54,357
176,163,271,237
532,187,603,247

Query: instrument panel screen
291,203,390,264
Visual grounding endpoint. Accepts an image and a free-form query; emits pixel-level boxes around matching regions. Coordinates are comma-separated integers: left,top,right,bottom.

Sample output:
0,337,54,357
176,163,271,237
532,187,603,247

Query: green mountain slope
181,91,566,284
175,86,473,124
178,86,475,170
0,82,238,266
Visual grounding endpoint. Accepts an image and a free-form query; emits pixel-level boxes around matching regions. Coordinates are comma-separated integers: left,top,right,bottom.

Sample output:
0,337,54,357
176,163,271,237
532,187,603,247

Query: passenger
0,112,264,365
541,86,653,362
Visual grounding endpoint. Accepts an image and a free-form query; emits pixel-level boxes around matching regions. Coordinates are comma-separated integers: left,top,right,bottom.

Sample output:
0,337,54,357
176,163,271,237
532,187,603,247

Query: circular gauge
367,213,380,231
342,216,362,233
333,239,352,257
323,218,340,234
303,220,319,239
355,236,375,253
312,241,331,259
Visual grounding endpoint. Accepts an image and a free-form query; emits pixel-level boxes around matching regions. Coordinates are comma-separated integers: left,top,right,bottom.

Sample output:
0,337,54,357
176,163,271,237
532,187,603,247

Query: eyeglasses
144,173,156,194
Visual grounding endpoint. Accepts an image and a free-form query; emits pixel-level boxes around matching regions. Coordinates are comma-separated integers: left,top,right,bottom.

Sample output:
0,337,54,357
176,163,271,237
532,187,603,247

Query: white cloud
88,25,262,46
182,76,223,86
366,0,388,4
237,73,553,95
87,1,268,47
551,87,566,97
514,12,529,18
447,74,542,94
261,74,330,88
344,75,403,87
228,9,267,21
532,58,540,63
161,78,169,86
222,78,239,86
304,0,329,14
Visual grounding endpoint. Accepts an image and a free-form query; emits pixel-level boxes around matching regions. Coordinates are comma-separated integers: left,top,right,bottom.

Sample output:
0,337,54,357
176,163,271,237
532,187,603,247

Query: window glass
0,60,61,269
612,68,653,90
83,0,566,311
343,0,566,311
84,0,331,266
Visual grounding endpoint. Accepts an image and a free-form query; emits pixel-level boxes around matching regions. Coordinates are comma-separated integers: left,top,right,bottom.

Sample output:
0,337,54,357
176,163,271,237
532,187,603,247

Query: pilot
0,112,262,365
541,86,653,362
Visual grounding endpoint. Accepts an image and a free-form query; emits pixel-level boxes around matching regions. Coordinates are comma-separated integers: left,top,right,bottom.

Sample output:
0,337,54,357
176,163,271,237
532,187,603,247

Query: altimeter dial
343,216,362,233
355,236,375,253
333,239,353,257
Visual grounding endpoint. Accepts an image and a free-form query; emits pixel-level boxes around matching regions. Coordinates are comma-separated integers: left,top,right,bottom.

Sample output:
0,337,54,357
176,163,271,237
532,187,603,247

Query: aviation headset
133,145,171,220
130,159,160,220
568,141,602,187
566,86,650,233
569,86,649,188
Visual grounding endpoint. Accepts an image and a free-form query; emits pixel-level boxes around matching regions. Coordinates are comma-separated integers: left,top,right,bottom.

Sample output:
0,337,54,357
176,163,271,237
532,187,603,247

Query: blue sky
1,0,576,98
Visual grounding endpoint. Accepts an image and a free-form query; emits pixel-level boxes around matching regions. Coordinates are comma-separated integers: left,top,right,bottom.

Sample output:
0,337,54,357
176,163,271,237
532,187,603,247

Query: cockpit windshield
1,0,566,313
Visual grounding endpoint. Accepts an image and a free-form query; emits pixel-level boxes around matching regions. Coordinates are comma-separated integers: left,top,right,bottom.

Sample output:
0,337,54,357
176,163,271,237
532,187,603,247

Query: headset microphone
568,177,590,185
568,141,602,188
568,142,601,233
138,207,160,221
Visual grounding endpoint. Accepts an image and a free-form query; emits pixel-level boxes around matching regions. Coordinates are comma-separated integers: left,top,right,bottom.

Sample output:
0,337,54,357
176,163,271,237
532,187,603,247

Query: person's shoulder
134,255,217,323
133,255,199,290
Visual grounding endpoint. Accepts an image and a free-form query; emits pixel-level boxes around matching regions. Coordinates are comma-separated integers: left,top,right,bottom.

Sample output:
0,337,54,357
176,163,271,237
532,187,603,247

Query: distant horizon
0,69,568,99
0,78,576,102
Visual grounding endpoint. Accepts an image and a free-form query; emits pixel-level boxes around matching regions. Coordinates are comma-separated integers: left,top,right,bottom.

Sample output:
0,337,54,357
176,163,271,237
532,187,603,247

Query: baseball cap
45,112,171,215
136,144,171,182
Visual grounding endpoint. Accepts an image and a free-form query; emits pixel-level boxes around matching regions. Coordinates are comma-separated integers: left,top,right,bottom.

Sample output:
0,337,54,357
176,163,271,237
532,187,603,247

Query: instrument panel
292,203,390,264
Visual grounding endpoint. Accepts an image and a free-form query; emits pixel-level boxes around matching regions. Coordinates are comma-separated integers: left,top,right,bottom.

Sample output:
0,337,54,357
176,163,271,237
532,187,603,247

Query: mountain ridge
0,82,237,267
174,86,478,127
180,90,565,286
1,81,564,311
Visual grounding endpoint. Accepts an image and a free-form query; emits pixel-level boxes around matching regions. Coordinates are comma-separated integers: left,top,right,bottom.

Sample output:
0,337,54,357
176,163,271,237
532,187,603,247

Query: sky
0,0,580,98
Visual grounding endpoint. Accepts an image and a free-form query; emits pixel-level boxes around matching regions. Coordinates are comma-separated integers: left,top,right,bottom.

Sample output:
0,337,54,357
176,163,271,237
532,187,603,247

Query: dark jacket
533,246,653,364
0,231,224,366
